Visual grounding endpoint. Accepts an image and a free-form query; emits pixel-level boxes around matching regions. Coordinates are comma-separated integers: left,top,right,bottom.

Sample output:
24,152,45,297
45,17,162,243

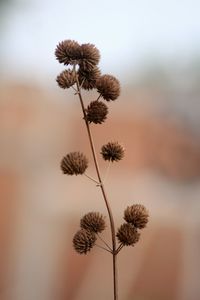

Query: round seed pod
56,70,76,89
101,142,125,162
124,204,149,229
116,223,140,246
55,39,81,65
79,43,100,71
78,66,101,90
86,101,108,124
60,152,88,175
73,229,96,254
96,74,120,101
80,212,106,233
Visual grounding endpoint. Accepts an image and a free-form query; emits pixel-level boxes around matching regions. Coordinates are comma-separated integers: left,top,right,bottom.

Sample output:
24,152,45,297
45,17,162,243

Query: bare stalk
75,79,118,300
115,243,124,255
96,94,102,101
84,173,100,185
103,160,111,183
95,244,112,254
96,232,112,252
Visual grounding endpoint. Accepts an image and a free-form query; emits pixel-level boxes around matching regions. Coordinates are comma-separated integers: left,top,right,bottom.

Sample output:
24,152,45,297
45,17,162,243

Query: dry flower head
79,43,100,71
80,212,106,233
73,229,96,254
101,142,125,162
86,101,108,124
60,152,88,175
116,223,140,246
124,204,149,229
78,66,101,90
97,75,120,101
55,39,81,65
56,69,76,89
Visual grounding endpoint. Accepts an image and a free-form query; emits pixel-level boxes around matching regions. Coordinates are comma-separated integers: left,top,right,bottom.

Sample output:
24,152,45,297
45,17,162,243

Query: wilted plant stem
75,79,118,300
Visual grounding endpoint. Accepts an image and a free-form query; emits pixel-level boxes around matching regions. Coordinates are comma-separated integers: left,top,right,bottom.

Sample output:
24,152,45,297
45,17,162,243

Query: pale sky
1,0,200,84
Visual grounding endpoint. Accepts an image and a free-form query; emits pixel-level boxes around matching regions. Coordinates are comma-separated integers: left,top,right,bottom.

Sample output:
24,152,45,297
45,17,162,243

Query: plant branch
72,86,78,93
84,173,100,185
103,161,111,183
95,243,112,254
75,78,118,300
96,232,112,252
96,94,102,101
115,243,124,255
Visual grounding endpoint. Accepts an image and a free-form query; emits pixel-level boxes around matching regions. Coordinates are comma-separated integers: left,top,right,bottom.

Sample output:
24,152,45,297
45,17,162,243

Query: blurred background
1,0,200,299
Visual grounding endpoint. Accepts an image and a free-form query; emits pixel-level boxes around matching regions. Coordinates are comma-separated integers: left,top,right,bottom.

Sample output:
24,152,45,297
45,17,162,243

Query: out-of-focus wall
0,81,200,300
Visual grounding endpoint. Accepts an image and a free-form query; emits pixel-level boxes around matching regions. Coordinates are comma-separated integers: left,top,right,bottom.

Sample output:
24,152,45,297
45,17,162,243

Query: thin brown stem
95,243,112,254
79,78,85,89
96,94,102,101
72,86,78,93
115,243,124,255
84,173,100,185
75,78,118,300
103,161,111,183
96,232,112,252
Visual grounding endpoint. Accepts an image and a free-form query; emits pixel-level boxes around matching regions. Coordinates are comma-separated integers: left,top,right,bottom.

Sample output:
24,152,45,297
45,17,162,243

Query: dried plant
55,39,149,300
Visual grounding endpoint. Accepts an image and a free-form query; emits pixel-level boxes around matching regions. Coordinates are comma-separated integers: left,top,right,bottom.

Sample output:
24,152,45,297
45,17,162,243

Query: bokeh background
1,0,200,299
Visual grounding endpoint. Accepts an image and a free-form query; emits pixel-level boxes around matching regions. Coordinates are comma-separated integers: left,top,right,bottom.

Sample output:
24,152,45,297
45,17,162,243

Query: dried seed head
101,142,125,162
78,66,101,90
116,223,140,246
96,75,120,101
56,70,76,89
86,101,108,124
79,43,100,71
60,152,88,175
80,212,106,233
73,229,96,254
55,40,81,65
124,204,149,229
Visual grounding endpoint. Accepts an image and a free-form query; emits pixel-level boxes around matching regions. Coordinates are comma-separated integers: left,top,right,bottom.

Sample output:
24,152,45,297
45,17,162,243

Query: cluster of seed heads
55,39,149,257
56,39,124,174
55,39,120,125
72,206,149,254
116,204,149,247
73,212,106,254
